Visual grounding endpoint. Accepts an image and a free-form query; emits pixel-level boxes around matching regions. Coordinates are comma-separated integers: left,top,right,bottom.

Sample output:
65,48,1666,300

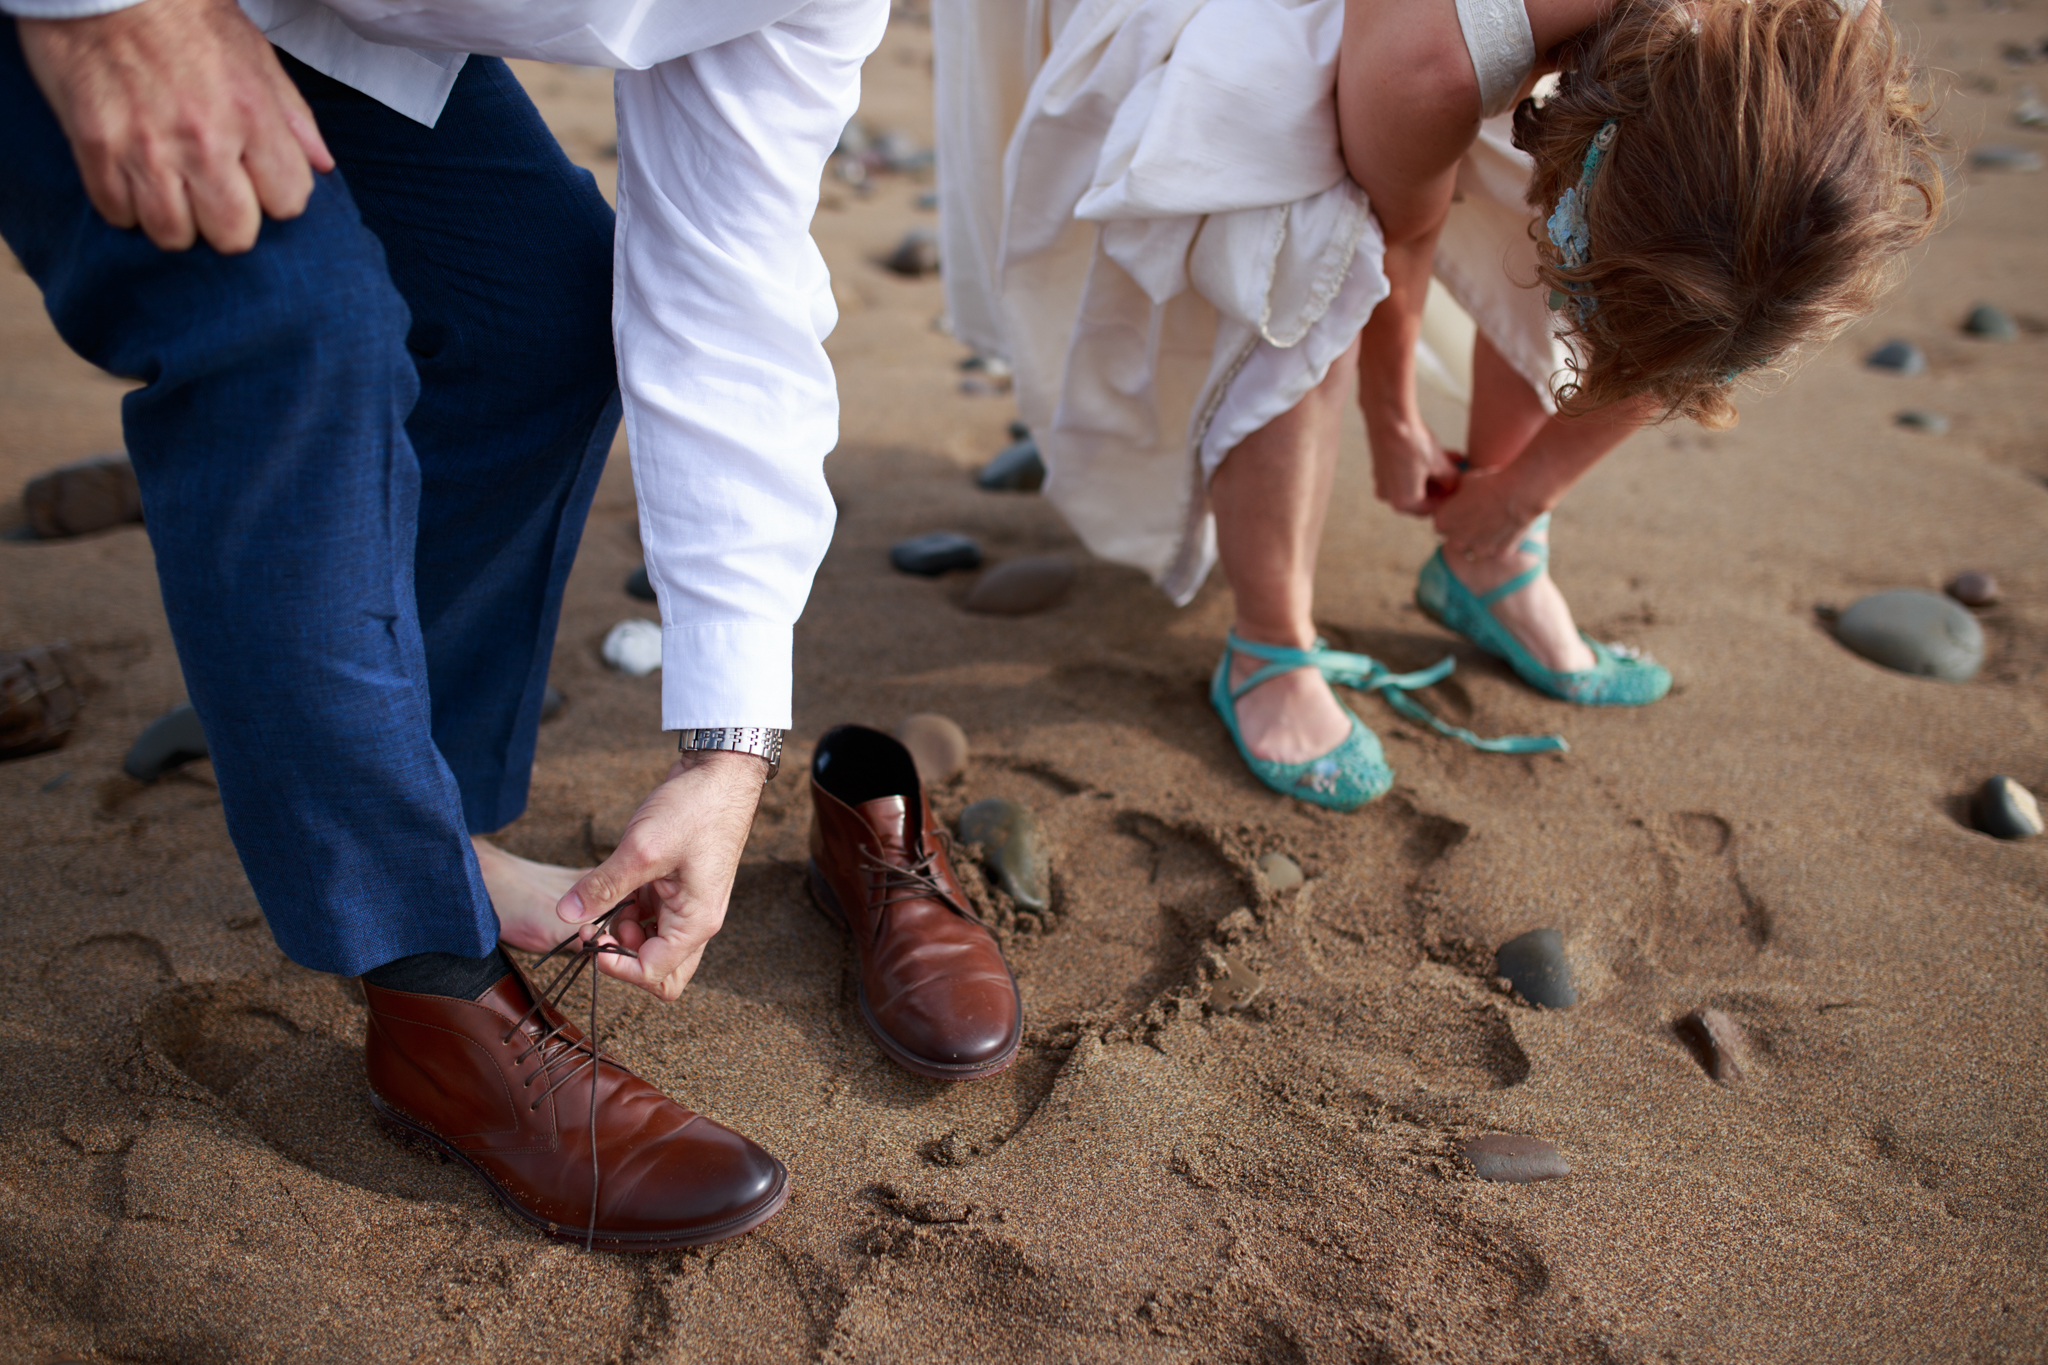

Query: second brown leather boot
808,724,1022,1080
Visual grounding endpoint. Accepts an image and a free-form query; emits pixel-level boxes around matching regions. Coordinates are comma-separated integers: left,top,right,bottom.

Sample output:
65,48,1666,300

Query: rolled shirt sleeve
612,0,887,731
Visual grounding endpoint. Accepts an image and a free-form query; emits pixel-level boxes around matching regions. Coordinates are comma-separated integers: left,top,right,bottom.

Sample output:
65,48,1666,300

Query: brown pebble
962,556,1074,615
1209,953,1263,1011
1675,1007,1748,1084
1256,852,1304,890
1946,571,2001,608
1461,1133,1570,1183
0,643,83,760
896,712,969,785
23,454,142,538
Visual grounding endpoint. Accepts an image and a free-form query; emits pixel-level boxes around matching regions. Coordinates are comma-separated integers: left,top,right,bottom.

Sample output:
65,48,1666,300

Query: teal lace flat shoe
1416,514,1672,707
1211,633,1566,811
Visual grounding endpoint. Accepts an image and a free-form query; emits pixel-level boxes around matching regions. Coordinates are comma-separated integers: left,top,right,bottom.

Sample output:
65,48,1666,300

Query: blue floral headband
1545,119,1747,386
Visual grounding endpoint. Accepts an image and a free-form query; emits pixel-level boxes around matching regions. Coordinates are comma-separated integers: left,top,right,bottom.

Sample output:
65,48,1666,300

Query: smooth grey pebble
963,556,1074,615
124,703,208,781
1895,410,1949,434
1964,303,2019,342
976,437,1045,492
890,532,983,576
958,797,1049,912
625,565,656,601
1496,928,1576,1009
1008,420,1030,442
540,686,566,723
1461,1134,1570,1183
1973,775,2043,840
885,229,940,277
1835,589,1984,681
1971,143,2044,172
1864,339,1926,375
1256,852,1304,891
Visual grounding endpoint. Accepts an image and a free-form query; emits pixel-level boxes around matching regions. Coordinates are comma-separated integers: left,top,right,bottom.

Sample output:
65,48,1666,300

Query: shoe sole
807,859,1023,1082
370,1093,790,1252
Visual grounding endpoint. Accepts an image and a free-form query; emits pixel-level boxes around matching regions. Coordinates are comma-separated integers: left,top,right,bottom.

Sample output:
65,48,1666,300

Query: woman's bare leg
1438,333,1636,673
1209,339,1360,764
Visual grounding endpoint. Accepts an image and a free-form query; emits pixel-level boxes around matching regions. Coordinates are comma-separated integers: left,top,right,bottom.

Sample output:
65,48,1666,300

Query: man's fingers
557,837,657,925
125,158,198,251
273,77,335,174
185,144,264,253
243,131,315,226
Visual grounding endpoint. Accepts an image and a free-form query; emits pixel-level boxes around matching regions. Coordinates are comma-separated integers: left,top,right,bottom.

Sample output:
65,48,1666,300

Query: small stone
0,645,82,760
601,619,663,676
1008,420,1030,441
2016,84,2048,128
884,229,940,277
963,556,1074,616
896,713,969,785
890,532,983,576
124,703,208,781
1256,852,1304,890
1675,1007,1748,1083
1495,928,1576,1009
1963,303,2019,342
625,565,656,601
22,454,142,539
958,797,1049,912
1864,339,1926,375
1970,143,2044,172
1946,571,2001,608
540,686,566,723
1895,410,1949,434
1972,775,2043,841
976,438,1045,492
1835,589,1984,681
1461,1134,1570,1183
1209,953,1263,1011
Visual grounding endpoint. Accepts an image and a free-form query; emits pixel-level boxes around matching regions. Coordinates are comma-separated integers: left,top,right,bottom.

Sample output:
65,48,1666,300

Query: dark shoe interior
812,725,920,808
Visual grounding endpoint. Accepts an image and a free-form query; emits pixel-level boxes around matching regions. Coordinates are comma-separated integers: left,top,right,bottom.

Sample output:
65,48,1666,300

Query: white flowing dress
933,0,1566,603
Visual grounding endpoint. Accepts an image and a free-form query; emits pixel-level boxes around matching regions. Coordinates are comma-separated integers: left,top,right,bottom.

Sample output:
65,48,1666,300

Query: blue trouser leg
0,30,617,976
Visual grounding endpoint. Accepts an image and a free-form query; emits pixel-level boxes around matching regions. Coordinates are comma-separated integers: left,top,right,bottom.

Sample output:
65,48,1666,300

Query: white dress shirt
2,0,886,731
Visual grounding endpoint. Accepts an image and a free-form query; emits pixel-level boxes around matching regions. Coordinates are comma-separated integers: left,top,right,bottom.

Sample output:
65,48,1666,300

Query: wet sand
1,5,2044,1361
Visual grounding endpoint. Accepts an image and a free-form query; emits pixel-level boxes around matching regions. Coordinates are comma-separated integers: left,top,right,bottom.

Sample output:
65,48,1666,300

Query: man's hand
20,0,334,253
554,750,769,1002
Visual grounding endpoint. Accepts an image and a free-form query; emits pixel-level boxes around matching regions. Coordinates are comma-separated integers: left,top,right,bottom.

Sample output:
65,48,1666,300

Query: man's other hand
19,0,334,253
554,750,770,1002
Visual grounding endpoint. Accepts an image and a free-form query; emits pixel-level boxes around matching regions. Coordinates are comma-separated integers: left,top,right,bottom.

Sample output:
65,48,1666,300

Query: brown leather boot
808,724,1021,1080
364,953,788,1251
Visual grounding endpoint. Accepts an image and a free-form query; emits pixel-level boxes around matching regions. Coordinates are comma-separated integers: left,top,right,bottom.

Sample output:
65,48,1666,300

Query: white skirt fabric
934,0,1567,603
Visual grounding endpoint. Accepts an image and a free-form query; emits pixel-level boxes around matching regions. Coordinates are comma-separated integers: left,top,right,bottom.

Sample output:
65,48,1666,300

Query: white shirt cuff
660,622,793,732
1,0,150,17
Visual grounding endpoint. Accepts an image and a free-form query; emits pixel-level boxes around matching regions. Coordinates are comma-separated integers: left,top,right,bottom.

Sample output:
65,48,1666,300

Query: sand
2,4,2045,1361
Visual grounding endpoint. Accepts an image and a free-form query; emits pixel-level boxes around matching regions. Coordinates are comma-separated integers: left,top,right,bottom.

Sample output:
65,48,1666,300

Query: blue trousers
0,32,619,975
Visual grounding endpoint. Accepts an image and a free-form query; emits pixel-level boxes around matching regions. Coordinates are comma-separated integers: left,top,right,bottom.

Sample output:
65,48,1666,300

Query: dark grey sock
362,947,512,1000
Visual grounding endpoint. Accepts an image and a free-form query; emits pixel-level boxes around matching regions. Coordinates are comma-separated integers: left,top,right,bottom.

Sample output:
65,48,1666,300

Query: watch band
678,725,784,778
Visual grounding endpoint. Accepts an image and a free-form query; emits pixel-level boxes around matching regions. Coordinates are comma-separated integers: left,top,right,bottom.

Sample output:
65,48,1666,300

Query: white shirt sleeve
612,0,887,732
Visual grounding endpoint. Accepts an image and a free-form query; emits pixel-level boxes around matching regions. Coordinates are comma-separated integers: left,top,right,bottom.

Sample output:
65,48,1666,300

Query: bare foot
472,836,588,954
1226,649,1353,765
1443,523,1597,674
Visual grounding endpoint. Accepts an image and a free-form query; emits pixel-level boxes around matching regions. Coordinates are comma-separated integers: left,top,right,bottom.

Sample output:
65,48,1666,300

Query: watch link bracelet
678,726,785,779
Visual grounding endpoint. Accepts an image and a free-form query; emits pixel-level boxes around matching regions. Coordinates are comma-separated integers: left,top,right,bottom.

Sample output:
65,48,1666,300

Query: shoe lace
506,900,638,1252
856,830,976,943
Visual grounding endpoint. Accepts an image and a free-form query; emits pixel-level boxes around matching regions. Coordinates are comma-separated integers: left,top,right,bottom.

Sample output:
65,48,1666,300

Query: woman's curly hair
1513,0,1943,427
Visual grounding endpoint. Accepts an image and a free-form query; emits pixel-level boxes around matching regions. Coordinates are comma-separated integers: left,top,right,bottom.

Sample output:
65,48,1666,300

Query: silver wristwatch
678,726,784,778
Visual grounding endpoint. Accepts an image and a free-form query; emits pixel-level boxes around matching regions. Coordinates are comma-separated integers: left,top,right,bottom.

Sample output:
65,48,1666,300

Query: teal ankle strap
1475,511,1552,608
1225,632,1566,755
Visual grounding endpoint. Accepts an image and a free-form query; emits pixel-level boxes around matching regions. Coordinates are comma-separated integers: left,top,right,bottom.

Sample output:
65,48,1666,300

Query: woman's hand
1365,406,1463,515
1431,465,1547,564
